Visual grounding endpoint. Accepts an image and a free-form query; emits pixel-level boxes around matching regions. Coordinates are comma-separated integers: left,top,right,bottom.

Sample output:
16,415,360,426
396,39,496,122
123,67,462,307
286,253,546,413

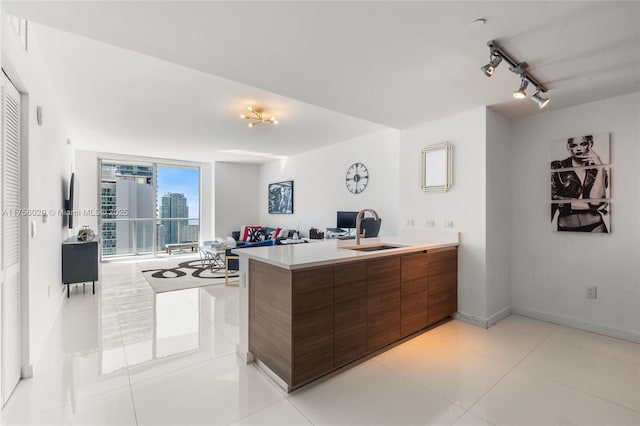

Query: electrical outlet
424,220,435,227
443,220,453,228
586,286,598,299
406,219,414,227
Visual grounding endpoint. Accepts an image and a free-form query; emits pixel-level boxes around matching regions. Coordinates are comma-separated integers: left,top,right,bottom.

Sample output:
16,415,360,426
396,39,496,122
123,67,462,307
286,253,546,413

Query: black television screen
66,173,78,229
337,211,358,229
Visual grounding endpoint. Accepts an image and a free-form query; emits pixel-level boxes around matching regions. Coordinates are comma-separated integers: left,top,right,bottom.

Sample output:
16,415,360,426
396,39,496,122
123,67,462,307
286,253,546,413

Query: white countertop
231,233,459,270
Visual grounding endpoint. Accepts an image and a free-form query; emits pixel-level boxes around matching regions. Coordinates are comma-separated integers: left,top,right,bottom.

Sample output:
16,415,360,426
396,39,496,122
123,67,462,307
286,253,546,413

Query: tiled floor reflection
2,257,640,425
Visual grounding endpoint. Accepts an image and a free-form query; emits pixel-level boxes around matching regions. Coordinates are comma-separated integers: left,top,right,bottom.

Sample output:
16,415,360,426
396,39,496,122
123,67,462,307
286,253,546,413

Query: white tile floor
2,258,640,425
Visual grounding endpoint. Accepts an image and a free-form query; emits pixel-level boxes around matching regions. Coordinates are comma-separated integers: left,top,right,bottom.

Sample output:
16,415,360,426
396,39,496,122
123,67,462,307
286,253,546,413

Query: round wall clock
345,163,369,194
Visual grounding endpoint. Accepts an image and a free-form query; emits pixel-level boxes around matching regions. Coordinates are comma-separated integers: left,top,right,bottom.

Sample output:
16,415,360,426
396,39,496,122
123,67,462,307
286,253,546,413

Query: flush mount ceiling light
240,106,278,128
480,40,550,109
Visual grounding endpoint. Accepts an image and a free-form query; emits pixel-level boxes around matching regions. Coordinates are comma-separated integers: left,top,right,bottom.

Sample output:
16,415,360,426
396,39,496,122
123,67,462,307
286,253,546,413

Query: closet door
1,73,22,406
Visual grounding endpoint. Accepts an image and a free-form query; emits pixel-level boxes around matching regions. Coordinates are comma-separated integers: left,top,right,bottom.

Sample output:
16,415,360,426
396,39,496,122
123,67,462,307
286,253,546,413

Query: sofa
231,225,290,247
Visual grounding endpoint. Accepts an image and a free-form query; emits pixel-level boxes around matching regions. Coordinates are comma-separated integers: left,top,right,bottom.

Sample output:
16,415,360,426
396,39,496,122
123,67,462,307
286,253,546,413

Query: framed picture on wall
550,133,611,233
268,180,294,214
550,133,610,168
551,201,610,233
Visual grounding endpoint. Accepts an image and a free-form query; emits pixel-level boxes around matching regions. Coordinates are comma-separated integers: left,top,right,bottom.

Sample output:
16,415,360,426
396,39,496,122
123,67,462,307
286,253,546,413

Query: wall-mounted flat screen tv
65,172,79,229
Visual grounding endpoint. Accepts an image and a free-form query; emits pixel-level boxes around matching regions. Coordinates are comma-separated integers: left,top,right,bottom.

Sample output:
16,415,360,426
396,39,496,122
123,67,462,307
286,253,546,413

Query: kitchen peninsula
234,233,459,392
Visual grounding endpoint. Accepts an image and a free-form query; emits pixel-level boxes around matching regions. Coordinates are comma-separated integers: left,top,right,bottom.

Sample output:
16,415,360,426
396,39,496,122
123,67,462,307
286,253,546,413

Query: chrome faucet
355,208,380,246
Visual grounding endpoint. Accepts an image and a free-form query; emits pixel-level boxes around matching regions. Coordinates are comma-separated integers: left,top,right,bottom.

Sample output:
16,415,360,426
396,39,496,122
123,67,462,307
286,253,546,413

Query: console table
62,237,99,298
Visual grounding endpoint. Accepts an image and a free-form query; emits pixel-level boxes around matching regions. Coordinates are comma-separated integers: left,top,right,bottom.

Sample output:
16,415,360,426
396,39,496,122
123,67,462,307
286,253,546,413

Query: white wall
74,150,213,249
258,129,400,237
2,18,75,369
399,107,488,321
214,162,260,239
485,109,512,322
510,93,640,341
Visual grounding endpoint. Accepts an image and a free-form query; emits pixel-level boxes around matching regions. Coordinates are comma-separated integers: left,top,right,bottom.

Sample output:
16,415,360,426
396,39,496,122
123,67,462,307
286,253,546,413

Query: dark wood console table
62,237,99,298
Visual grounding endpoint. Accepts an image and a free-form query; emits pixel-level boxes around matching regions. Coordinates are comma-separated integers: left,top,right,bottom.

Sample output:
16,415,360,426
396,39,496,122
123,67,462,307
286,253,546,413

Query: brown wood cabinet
248,260,293,384
334,262,367,367
428,248,458,323
400,252,429,337
366,257,401,352
291,267,335,386
248,246,457,391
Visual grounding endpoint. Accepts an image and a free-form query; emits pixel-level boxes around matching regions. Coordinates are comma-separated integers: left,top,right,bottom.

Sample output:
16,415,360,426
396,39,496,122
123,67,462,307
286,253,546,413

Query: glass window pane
100,161,153,257
157,166,200,250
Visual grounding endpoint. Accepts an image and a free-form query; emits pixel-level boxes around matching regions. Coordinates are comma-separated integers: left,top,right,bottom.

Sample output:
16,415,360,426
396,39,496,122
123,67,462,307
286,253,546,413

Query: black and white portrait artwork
550,133,611,233
550,133,610,168
550,167,611,200
268,180,294,214
551,202,611,233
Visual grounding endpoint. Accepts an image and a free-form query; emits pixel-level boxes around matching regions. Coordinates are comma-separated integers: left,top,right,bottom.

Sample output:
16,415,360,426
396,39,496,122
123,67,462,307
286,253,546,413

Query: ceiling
4,1,640,163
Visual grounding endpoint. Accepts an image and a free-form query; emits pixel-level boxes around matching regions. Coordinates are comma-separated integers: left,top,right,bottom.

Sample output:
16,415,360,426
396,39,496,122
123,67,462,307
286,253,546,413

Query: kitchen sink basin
342,244,406,252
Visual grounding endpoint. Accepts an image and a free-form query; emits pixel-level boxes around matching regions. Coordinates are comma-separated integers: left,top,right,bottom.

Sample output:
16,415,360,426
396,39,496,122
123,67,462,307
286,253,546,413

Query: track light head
480,53,502,77
532,90,550,109
513,76,529,99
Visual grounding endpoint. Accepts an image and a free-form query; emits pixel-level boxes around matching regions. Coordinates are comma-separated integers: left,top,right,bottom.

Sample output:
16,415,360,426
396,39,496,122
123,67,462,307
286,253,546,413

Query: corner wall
486,109,512,322
214,162,260,238
510,93,640,340
258,129,400,237
2,18,74,368
399,107,488,321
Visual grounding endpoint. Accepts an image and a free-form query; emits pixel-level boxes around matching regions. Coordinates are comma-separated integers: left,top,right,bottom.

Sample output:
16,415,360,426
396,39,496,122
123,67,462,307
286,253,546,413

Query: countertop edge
233,241,458,270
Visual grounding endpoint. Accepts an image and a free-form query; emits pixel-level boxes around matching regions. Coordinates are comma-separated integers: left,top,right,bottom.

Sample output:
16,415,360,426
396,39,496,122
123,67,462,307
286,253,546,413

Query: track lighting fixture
480,40,550,109
513,76,529,99
531,90,550,109
480,52,502,77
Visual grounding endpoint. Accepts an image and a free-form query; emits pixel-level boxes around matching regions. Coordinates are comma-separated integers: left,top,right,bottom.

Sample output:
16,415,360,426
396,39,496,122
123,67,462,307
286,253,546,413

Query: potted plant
77,226,95,241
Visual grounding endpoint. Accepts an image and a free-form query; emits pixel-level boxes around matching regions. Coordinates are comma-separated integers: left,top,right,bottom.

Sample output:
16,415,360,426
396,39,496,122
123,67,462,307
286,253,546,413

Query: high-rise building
159,193,189,245
100,163,153,256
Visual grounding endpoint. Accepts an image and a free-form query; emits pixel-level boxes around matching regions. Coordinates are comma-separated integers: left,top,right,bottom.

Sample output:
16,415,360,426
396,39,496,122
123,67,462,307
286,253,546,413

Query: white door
1,72,22,406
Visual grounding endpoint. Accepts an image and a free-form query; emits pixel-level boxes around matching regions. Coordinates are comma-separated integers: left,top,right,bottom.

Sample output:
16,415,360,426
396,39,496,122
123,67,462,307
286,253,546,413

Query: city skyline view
100,162,200,256
157,166,199,218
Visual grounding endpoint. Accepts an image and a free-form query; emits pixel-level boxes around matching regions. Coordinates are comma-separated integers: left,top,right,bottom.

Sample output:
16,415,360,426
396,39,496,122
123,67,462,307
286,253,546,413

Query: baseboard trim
254,359,289,392
487,305,512,328
235,345,254,364
512,306,640,343
453,312,489,328
453,305,512,329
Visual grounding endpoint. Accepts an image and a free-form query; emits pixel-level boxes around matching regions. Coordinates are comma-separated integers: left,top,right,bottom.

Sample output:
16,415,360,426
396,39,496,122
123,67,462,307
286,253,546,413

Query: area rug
140,257,239,293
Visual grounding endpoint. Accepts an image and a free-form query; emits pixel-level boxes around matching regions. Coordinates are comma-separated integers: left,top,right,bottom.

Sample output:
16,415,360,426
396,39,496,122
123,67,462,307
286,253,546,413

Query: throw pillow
247,227,266,242
242,225,261,241
271,227,282,240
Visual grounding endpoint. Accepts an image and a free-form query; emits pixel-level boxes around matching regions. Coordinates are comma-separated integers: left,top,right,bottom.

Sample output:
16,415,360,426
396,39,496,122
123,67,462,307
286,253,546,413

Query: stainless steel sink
342,244,406,252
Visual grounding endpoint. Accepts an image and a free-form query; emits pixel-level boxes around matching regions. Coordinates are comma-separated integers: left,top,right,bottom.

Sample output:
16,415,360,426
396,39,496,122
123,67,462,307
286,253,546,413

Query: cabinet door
428,248,458,323
366,257,401,352
292,267,334,386
400,252,429,337
62,241,99,284
334,262,367,367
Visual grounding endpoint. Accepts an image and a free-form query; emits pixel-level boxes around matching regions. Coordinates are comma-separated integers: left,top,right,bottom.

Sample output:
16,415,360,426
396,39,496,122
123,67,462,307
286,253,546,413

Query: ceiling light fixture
240,106,278,128
531,90,550,109
480,40,550,109
480,49,502,77
513,75,529,99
